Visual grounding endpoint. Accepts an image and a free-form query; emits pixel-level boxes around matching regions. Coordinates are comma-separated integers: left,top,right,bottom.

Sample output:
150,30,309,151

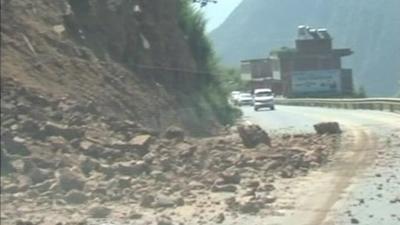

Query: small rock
116,160,147,176
164,126,184,141
153,195,176,208
140,194,155,208
1,148,15,173
128,210,143,219
129,135,152,154
117,176,131,189
57,169,85,191
239,198,262,214
15,220,34,225
263,195,277,204
188,181,205,190
79,156,98,175
64,190,88,204
43,122,84,140
157,216,173,225
213,213,225,223
350,218,359,224
211,184,237,193
2,184,19,193
220,171,241,184
28,167,52,184
88,205,112,218
19,119,40,134
2,134,31,156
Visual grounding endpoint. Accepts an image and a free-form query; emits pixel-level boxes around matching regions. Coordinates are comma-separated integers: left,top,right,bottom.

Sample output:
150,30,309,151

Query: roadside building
240,25,354,97
240,58,282,94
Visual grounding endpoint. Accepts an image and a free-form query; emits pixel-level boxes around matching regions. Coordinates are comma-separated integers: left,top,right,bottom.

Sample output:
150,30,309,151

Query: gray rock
129,134,152,155
43,121,84,140
28,167,52,184
263,195,277,204
313,122,341,135
140,194,155,208
1,148,15,173
79,156,98,175
64,190,88,204
220,171,241,184
237,123,271,148
188,181,206,190
88,205,112,218
211,184,237,193
128,210,143,219
214,213,225,223
30,179,54,193
116,160,147,176
2,184,19,193
2,134,31,156
163,126,184,141
117,176,131,189
153,195,176,208
20,119,40,134
57,169,85,191
157,216,173,225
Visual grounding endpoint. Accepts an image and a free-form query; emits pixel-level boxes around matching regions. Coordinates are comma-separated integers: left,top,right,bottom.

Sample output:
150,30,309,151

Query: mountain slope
210,0,400,96
1,0,233,135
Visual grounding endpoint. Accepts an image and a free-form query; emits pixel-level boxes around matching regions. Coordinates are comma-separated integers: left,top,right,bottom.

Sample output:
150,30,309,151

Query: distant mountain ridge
210,0,400,96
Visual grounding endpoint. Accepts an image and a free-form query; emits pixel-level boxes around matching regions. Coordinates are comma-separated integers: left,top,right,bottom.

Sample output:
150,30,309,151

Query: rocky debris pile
314,122,342,135
0,78,339,224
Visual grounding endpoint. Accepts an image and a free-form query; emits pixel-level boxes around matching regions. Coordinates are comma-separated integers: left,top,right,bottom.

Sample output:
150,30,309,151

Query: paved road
239,105,400,225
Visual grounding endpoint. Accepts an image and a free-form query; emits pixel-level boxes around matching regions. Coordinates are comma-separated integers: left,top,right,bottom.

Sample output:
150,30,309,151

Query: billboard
291,70,341,94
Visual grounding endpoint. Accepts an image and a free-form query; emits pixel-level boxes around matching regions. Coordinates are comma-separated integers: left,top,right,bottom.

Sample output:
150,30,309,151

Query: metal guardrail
275,98,400,113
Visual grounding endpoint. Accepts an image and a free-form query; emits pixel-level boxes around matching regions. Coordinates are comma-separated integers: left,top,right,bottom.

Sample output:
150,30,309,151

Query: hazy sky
198,0,243,32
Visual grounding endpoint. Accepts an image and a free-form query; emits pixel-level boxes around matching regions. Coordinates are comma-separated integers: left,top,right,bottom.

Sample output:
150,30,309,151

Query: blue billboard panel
291,70,341,94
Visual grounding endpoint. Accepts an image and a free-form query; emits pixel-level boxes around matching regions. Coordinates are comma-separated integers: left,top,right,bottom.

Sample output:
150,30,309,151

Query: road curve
240,105,400,225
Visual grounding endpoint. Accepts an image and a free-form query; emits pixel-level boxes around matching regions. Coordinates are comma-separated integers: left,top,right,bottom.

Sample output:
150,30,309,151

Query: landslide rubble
1,78,340,224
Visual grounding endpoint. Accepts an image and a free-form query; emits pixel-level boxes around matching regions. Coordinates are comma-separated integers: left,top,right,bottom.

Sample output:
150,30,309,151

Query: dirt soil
1,0,218,134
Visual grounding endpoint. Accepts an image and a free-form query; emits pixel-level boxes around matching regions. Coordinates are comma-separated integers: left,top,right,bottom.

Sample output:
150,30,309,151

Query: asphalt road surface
238,105,400,225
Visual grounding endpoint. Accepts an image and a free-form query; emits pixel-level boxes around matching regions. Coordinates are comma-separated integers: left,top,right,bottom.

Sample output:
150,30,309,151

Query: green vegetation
217,67,245,92
176,0,240,128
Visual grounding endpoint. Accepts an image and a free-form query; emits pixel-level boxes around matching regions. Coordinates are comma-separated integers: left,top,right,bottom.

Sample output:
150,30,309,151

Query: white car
253,88,275,111
237,93,254,106
230,91,241,104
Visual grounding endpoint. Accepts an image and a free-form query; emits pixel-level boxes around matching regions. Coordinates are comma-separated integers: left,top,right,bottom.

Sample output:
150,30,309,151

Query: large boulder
313,122,341,135
237,122,271,148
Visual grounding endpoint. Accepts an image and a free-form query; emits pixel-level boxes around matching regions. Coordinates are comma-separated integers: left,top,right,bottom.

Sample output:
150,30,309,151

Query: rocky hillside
210,0,400,96
1,0,233,135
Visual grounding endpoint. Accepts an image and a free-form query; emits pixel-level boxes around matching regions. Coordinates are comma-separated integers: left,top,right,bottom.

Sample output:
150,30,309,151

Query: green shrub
176,0,240,126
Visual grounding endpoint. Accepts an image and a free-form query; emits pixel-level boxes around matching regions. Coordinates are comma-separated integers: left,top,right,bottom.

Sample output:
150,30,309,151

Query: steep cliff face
210,0,400,96
1,0,225,134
